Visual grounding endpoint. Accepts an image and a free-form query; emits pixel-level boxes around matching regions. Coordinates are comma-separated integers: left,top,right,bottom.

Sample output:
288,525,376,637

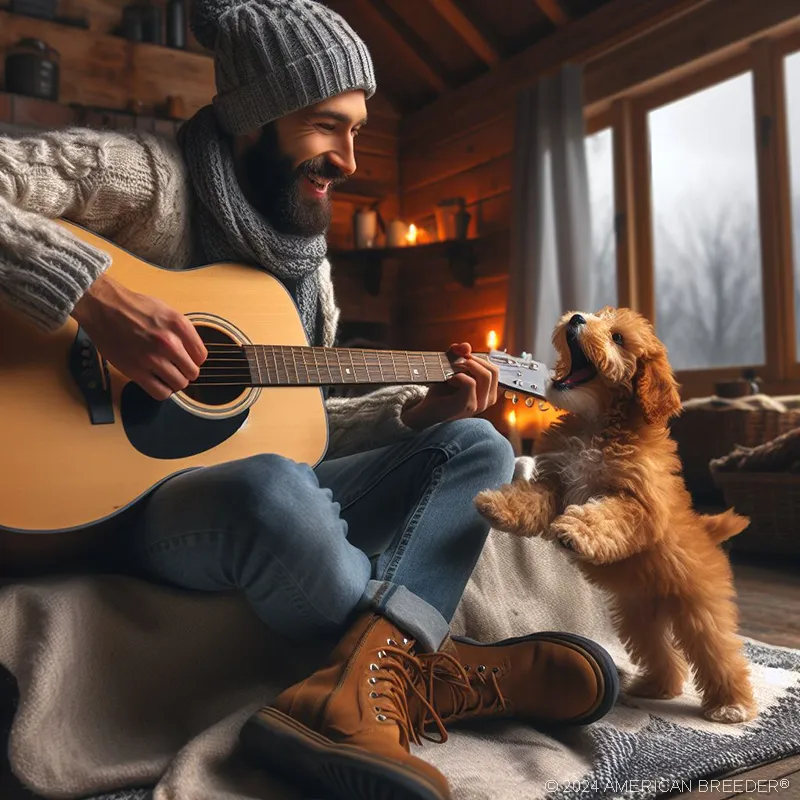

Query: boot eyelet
387,639,397,646
477,665,486,673
492,667,500,674
377,650,386,658
464,665,471,672
402,638,409,645
374,706,382,712
369,663,379,671
369,691,379,699
376,714,387,722
369,677,378,684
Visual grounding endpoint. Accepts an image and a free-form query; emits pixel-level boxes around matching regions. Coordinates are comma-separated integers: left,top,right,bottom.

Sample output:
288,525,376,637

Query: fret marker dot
413,369,419,375
345,368,351,375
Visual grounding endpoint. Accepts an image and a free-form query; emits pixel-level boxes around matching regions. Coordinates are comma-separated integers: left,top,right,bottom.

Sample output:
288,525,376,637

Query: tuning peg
511,394,518,404
504,390,514,400
525,397,534,407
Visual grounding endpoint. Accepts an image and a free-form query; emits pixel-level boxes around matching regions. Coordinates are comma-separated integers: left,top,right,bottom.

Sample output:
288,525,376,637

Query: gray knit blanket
2,457,799,800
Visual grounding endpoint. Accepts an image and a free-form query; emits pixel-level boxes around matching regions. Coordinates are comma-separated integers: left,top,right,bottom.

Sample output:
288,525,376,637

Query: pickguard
121,382,248,459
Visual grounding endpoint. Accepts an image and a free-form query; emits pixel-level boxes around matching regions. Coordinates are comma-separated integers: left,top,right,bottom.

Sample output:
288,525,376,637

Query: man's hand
401,342,499,430
72,274,208,401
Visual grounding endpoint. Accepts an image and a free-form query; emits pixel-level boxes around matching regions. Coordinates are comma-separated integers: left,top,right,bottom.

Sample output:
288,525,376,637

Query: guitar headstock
485,349,549,406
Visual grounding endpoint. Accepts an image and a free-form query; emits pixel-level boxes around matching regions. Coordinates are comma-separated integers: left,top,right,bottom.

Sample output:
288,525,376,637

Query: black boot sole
240,707,450,800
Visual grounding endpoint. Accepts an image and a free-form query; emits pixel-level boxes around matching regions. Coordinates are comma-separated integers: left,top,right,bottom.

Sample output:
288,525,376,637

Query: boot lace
368,637,450,746
419,651,508,723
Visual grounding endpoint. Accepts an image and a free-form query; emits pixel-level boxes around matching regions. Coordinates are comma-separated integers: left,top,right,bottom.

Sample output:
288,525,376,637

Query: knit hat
191,0,377,135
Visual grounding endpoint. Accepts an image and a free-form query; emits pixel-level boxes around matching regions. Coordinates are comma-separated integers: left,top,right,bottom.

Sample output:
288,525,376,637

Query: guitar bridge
69,326,115,425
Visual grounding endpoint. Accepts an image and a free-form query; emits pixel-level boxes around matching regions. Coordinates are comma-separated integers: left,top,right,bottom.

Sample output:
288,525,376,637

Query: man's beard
241,123,348,237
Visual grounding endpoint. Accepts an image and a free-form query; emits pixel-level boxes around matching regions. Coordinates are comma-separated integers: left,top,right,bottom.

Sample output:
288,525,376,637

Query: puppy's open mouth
552,331,598,390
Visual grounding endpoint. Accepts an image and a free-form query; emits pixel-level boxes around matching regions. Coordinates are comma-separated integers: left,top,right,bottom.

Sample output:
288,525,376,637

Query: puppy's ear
635,350,682,426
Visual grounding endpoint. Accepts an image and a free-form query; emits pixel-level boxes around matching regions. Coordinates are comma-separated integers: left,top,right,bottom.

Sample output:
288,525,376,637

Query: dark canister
122,1,163,45
166,0,186,49
4,38,60,101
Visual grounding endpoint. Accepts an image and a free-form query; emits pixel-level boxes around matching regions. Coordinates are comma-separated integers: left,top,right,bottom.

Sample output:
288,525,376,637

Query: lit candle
507,409,522,456
406,223,418,245
487,329,498,350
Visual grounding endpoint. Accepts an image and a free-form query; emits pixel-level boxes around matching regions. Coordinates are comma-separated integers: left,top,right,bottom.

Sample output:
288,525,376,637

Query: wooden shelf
0,9,214,119
330,230,508,295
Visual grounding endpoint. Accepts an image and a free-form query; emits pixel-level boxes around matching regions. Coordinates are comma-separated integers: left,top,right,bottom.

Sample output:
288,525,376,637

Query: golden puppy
475,307,756,723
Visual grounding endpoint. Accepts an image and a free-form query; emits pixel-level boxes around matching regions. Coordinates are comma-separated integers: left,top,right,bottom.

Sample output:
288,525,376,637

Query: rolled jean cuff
358,580,450,652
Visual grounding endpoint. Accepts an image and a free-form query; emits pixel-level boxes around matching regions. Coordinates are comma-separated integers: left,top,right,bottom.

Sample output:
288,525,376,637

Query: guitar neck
201,345,459,388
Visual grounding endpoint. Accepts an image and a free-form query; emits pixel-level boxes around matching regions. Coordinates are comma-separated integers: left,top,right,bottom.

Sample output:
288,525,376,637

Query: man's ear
635,351,682,426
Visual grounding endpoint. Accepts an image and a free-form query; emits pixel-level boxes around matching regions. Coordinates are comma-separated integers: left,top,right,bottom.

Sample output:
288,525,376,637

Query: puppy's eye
612,332,624,346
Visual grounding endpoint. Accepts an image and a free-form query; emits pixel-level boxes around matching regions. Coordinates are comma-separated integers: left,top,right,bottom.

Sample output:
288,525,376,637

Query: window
648,73,765,371
586,128,617,310
785,50,800,361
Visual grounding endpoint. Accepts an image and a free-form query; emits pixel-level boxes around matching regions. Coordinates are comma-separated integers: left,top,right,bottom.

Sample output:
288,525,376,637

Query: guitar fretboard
240,346,453,387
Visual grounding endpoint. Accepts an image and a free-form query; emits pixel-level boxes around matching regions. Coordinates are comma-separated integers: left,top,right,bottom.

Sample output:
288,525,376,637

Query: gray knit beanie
192,0,377,135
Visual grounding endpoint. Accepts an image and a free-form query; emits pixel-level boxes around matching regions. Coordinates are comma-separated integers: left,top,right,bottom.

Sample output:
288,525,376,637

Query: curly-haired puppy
475,307,756,723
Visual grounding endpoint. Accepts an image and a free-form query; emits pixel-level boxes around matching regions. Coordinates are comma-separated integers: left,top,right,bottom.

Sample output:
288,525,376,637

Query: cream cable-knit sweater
0,127,426,459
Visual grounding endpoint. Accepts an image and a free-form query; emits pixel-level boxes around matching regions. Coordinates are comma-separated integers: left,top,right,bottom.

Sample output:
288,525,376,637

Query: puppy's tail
703,508,750,544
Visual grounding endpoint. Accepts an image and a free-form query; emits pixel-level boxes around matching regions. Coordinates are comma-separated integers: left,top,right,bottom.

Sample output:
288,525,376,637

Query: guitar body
0,222,328,556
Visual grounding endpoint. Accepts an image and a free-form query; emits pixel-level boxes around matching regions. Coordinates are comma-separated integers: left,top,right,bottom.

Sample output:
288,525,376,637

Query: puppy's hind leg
672,595,757,723
614,598,688,700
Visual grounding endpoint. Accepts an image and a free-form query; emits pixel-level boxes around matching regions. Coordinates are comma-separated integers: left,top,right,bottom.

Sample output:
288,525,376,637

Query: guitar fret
312,348,320,384
291,346,300,385
247,347,260,385
325,348,337,384
268,346,278,386
319,348,328,384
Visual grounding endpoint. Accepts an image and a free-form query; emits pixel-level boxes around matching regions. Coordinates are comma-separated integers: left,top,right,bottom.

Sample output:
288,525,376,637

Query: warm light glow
507,409,517,427
487,329,498,350
406,223,418,245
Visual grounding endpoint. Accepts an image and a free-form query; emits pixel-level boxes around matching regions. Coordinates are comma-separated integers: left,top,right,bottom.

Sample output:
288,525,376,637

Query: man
0,1,618,799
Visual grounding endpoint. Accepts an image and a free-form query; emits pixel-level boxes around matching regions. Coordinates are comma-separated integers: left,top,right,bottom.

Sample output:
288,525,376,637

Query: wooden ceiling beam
367,0,453,94
429,0,501,66
534,0,571,26
402,0,704,147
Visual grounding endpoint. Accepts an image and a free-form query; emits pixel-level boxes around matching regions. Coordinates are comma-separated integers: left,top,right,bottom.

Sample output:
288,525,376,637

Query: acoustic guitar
0,221,547,572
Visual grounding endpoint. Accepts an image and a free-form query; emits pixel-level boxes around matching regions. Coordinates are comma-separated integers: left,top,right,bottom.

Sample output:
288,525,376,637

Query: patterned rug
550,640,800,800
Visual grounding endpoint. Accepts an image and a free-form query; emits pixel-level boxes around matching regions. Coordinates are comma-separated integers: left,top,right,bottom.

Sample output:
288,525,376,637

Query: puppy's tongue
560,365,596,386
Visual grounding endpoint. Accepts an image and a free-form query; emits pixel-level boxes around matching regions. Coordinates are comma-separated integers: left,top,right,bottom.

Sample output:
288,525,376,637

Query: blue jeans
129,418,515,651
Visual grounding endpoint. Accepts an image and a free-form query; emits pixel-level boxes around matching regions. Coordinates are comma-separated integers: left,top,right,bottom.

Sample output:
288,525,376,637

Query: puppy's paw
475,488,521,534
550,506,596,560
703,703,756,724
627,674,684,700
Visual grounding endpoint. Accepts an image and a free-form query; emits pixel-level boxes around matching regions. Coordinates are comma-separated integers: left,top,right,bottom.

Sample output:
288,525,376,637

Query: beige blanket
2,457,799,800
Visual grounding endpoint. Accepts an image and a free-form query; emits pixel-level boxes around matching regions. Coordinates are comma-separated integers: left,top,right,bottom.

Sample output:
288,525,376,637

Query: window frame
597,31,800,397
776,32,800,380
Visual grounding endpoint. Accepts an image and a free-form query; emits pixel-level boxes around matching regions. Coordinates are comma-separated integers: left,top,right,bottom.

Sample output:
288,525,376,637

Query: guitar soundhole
183,325,249,407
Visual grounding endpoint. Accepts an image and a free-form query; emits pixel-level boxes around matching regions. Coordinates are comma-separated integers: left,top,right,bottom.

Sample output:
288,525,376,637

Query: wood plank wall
395,106,514,353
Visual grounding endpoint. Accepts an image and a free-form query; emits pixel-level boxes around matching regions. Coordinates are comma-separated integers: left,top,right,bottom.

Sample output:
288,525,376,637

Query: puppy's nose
568,314,586,328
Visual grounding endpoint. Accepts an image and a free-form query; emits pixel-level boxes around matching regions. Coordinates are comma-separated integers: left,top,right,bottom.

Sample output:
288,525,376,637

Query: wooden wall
394,101,514,354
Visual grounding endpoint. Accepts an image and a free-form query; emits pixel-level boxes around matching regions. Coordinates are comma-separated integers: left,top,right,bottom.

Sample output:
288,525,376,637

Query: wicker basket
670,395,800,502
711,471,800,556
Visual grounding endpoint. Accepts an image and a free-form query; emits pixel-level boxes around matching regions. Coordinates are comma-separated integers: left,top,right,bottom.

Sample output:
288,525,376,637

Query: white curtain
504,64,593,364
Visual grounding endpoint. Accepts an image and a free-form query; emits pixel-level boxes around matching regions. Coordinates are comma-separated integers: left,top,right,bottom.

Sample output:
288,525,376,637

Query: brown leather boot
240,611,452,800
420,631,619,728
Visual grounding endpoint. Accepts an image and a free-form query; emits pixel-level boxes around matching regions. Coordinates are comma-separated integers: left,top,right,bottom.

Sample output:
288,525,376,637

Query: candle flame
406,223,418,245
487,329,498,350
508,410,517,427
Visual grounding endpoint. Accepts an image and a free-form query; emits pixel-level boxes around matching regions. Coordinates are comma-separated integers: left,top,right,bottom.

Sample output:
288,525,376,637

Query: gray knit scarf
180,106,327,345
